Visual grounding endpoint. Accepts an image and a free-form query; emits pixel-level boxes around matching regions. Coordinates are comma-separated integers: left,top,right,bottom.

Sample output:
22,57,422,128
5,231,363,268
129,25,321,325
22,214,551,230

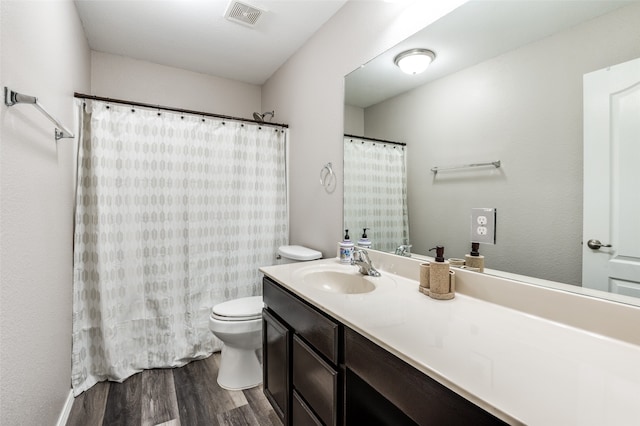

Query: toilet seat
211,296,263,321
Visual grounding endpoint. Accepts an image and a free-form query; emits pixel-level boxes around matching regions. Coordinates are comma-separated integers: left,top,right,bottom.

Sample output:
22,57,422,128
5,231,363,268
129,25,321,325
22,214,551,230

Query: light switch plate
471,208,496,244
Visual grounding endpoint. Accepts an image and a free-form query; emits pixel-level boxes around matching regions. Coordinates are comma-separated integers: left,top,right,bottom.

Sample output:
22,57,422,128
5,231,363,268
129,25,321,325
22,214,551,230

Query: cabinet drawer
345,328,506,425
293,335,338,426
263,277,339,364
292,390,323,426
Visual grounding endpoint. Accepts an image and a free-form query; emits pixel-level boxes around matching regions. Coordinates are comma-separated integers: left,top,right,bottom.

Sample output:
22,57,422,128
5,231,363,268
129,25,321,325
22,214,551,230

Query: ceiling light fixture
394,49,436,75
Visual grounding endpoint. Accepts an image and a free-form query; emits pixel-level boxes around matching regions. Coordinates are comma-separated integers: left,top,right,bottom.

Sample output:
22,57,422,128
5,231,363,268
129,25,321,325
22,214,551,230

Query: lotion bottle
357,228,372,249
428,246,455,299
465,242,485,272
339,229,355,264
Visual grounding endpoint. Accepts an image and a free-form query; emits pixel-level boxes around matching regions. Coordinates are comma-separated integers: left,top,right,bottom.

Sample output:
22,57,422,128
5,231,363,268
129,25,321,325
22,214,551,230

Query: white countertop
260,258,640,426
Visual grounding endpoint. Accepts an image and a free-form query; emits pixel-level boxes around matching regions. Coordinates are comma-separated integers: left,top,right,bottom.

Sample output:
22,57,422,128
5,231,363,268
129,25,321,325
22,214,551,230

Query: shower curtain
343,136,409,253
71,101,288,395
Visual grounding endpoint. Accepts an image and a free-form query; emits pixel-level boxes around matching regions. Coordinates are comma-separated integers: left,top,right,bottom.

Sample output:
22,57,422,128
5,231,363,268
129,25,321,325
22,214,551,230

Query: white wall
262,0,467,257
91,51,261,120
363,3,640,285
0,1,90,425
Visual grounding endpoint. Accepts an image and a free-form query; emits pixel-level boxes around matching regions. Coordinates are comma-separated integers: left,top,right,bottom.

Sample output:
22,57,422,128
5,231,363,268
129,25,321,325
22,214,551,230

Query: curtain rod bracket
4,86,75,141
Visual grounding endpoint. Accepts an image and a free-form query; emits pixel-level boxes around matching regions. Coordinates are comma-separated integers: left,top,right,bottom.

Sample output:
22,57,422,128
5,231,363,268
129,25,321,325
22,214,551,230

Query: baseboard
56,389,74,426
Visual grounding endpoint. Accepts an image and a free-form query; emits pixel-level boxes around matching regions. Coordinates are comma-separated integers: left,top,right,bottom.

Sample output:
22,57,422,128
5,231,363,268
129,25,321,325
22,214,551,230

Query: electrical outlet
471,208,496,244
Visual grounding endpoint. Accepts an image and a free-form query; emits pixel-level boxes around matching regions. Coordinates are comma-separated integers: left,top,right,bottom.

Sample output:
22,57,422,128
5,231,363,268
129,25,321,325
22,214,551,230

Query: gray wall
0,1,90,424
363,3,640,285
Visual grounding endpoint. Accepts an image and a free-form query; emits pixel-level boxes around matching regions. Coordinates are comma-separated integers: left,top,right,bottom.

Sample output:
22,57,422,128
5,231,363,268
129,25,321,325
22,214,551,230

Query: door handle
587,239,612,250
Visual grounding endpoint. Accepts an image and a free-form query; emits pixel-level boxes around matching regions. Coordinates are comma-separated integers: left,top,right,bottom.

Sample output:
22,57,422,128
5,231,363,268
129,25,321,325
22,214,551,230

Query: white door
583,57,640,297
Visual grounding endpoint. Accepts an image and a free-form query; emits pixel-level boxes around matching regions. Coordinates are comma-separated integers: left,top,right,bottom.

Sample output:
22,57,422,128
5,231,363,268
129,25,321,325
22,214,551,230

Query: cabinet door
263,308,290,425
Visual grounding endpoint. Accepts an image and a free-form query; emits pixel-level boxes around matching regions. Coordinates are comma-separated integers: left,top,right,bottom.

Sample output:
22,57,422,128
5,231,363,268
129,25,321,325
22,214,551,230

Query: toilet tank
276,245,322,264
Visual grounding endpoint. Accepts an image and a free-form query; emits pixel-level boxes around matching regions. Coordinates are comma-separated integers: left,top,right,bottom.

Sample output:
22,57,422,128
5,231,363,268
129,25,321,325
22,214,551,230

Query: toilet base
217,345,263,391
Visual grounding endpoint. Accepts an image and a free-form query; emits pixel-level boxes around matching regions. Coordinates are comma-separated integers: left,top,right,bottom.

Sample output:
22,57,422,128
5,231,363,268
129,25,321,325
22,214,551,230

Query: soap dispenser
427,246,455,300
465,242,485,272
357,228,372,249
339,229,355,264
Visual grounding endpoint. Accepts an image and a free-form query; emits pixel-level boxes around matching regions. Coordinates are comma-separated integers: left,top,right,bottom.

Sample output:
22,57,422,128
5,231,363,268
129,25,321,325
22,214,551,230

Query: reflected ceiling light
394,49,436,75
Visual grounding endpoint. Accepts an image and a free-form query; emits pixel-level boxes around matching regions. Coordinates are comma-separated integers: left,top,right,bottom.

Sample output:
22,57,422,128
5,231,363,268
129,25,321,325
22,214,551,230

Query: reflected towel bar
4,87,74,140
431,160,501,175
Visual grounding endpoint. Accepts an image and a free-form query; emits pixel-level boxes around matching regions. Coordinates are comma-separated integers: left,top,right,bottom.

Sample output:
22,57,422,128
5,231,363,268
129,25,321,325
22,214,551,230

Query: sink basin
293,263,396,295
304,270,376,294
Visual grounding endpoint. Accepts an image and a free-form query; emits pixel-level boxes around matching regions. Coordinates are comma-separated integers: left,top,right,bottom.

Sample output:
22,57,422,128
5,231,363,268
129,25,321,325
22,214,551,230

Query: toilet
209,245,322,390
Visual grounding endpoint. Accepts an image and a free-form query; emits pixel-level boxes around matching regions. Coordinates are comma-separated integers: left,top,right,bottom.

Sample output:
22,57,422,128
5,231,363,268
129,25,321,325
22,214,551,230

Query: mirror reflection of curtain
71,100,288,395
343,137,408,252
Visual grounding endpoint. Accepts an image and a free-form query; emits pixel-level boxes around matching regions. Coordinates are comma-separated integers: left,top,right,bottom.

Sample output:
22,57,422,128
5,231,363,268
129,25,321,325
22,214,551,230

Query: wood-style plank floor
66,353,281,426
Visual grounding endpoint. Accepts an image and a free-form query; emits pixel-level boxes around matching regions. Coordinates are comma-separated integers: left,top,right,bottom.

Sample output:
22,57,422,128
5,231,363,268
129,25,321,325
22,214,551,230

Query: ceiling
345,0,633,108
74,0,348,86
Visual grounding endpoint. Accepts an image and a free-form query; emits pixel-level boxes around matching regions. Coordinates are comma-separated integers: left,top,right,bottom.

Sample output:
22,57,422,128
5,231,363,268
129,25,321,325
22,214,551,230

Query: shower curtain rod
344,133,406,146
73,93,289,128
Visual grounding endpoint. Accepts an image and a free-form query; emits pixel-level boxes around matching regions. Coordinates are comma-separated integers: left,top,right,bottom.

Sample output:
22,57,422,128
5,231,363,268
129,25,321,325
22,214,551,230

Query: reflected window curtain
343,137,409,252
71,101,288,395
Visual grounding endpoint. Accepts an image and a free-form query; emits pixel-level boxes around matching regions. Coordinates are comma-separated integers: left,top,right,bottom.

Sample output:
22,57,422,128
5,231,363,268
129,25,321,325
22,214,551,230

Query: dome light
394,49,436,75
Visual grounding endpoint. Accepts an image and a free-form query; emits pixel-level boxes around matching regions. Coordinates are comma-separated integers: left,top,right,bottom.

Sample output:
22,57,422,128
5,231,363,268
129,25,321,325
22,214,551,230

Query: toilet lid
212,296,263,320
278,245,322,261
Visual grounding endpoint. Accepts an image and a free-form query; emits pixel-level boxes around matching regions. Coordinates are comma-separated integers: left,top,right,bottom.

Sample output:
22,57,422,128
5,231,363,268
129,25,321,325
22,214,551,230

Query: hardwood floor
66,353,281,426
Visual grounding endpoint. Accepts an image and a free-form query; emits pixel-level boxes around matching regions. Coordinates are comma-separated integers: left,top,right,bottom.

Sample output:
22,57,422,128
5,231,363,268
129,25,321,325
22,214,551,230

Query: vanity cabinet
263,277,340,426
262,276,507,426
344,327,507,426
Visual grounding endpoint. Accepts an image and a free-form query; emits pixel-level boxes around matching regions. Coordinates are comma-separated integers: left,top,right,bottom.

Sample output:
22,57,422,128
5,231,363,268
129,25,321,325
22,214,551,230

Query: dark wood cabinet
263,277,339,364
262,308,290,424
344,327,507,426
263,277,340,426
262,276,508,426
292,390,323,426
292,335,339,425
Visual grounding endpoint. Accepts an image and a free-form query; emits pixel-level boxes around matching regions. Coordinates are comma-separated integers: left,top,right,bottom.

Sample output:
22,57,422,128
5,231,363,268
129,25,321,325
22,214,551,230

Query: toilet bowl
209,245,322,390
209,296,264,390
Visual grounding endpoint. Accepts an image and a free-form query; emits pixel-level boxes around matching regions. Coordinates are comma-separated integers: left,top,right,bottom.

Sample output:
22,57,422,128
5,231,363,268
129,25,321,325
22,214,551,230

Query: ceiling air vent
224,1,265,28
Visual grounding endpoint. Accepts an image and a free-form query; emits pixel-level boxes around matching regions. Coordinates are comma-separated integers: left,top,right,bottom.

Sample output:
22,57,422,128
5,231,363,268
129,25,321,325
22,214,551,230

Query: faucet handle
351,248,368,263
350,250,358,265
395,244,412,256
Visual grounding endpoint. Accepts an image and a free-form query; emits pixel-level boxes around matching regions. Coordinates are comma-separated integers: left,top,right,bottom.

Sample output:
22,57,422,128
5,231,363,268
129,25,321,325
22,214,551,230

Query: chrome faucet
395,243,412,257
351,248,381,277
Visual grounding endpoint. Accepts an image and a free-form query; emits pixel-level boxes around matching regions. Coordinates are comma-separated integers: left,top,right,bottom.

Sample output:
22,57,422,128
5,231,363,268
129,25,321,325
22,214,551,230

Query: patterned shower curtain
71,101,288,395
343,136,409,253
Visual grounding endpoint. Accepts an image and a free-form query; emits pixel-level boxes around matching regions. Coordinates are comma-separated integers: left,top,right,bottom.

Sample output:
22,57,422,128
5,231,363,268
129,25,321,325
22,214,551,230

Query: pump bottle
339,230,355,264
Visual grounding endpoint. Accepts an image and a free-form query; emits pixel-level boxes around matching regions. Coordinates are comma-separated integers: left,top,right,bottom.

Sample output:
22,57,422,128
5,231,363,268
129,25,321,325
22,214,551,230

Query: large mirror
343,0,640,304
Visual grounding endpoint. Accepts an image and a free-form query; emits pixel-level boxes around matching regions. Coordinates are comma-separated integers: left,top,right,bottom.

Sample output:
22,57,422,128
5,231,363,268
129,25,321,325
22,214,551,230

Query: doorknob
587,239,612,250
